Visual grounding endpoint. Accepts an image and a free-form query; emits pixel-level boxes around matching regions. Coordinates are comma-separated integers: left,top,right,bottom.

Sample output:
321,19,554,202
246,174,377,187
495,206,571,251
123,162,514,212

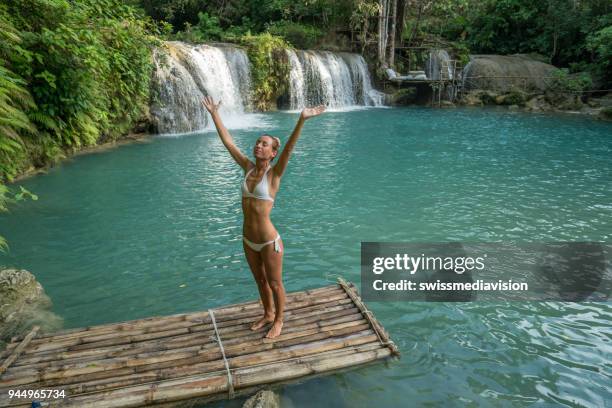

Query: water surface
1,107,611,407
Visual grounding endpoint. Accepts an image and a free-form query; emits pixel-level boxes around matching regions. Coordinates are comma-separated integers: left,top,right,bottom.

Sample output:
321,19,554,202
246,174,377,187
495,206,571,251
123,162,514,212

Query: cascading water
286,50,306,110
426,49,456,101
285,50,384,110
151,41,386,134
426,49,454,80
343,53,385,107
151,41,261,134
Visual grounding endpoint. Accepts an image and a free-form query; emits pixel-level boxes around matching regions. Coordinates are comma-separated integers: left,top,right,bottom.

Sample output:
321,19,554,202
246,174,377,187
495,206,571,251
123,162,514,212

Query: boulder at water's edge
0,268,62,350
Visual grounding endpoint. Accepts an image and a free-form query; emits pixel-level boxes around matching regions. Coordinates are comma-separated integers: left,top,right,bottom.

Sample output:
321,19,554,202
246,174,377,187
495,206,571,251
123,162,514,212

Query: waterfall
151,41,261,134
285,50,384,110
426,49,454,80
287,50,306,110
426,49,456,101
343,53,385,107
151,41,385,134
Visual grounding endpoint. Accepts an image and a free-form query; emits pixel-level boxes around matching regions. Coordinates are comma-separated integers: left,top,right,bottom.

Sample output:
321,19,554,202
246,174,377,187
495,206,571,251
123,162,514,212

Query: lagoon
1,106,611,406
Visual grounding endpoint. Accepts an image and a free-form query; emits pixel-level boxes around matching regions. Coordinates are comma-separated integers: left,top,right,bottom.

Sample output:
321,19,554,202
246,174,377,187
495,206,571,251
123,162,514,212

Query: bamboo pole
1,343,390,408
0,326,39,377
0,346,12,363
2,341,390,408
15,292,349,356
337,278,400,357
1,320,370,388
94,340,382,397
126,352,392,408
0,278,399,406
12,300,357,369
9,301,356,377
214,290,347,323
59,340,384,398
0,281,398,407
58,348,392,407
4,346,390,408
0,319,372,388
70,333,378,396
219,308,360,342
7,285,342,346
7,285,343,351
0,329,374,394
1,310,364,383
40,292,347,356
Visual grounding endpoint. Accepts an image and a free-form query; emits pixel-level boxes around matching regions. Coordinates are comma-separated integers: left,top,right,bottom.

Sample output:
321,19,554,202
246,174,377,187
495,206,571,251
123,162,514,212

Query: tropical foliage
1,0,610,248
139,0,354,34
141,0,610,88
239,33,291,111
0,0,159,183
402,0,611,85
0,0,609,179
0,0,160,247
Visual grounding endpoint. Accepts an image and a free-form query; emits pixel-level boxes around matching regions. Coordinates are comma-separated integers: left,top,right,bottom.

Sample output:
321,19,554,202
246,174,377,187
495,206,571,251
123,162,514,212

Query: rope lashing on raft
208,308,235,399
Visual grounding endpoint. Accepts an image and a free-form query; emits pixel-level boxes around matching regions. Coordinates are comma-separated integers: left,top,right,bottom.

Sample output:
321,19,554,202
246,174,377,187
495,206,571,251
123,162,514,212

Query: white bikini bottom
243,234,281,253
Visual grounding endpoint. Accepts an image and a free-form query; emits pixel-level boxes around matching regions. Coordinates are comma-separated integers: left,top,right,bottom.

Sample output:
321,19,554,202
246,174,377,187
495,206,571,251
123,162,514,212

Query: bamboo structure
0,278,399,407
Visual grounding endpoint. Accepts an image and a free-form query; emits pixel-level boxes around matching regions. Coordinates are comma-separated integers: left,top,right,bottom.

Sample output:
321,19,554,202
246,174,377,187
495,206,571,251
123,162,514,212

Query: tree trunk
396,0,407,47
378,0,386,66
379,0,394,66
362,18,369,56
389,0,398,67
551,31,558,64
408,0,424,47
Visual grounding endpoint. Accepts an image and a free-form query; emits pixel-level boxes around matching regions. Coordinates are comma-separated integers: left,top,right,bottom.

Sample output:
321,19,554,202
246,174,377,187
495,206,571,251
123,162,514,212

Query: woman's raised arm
273,105,325,178
202,96,251,171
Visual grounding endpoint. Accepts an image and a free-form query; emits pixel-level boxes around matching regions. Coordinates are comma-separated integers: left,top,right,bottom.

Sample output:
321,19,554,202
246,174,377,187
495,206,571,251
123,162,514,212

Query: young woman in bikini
202,96,325,338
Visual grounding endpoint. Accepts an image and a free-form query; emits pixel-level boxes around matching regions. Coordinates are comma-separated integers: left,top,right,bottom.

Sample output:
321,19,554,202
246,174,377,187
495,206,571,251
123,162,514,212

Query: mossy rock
544,91,586,110
525,96,549,112
544,90,572,106
558,95,585,111
243,390,280,408
598,107,612,121
0,268,63,343
586,99,601,108
459,91,484,106
479,91,498,105
496,90,527,106
389,88,417,105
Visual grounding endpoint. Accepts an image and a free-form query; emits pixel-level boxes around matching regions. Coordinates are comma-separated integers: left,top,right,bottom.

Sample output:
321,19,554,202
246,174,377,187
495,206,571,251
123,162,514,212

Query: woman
202,96,325,338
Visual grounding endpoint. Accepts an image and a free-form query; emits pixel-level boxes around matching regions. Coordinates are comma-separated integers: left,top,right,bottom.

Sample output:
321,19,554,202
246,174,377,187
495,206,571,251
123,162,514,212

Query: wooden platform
0,278,399,407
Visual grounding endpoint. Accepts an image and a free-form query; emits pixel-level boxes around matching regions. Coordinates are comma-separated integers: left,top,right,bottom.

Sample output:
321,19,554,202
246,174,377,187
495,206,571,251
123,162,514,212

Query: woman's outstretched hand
300,104,326,120
202,96,222,114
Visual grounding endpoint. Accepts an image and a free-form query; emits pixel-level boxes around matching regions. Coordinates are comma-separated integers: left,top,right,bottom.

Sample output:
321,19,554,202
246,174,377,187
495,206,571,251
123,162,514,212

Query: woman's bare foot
250,314,275,331
265,320,284,339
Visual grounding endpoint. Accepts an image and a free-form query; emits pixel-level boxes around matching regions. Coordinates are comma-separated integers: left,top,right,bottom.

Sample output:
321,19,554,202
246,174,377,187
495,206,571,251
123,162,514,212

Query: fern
0,0,156,181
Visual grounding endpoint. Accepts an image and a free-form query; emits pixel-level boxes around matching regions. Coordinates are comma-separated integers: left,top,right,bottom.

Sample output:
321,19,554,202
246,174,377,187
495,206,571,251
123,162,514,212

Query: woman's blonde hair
262,134,281,161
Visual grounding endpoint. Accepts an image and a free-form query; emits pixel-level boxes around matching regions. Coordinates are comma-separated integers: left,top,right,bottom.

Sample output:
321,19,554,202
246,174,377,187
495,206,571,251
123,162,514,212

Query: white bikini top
242,165,274,202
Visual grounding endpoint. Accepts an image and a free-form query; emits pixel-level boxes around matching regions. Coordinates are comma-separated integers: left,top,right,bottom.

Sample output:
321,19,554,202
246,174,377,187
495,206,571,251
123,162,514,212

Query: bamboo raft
0,278,399,407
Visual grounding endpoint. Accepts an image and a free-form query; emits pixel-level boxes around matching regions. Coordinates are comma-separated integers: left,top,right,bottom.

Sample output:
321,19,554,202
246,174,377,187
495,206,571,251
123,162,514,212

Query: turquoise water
1,107,611,406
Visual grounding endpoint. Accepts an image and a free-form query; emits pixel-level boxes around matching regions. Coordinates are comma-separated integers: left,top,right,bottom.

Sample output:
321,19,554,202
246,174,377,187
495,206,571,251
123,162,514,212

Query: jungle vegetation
0,0,610,248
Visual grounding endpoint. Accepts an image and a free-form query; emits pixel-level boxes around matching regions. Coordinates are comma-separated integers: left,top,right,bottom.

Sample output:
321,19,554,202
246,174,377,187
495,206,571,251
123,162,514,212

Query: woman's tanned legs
243,241,275,330
260,238,285,338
